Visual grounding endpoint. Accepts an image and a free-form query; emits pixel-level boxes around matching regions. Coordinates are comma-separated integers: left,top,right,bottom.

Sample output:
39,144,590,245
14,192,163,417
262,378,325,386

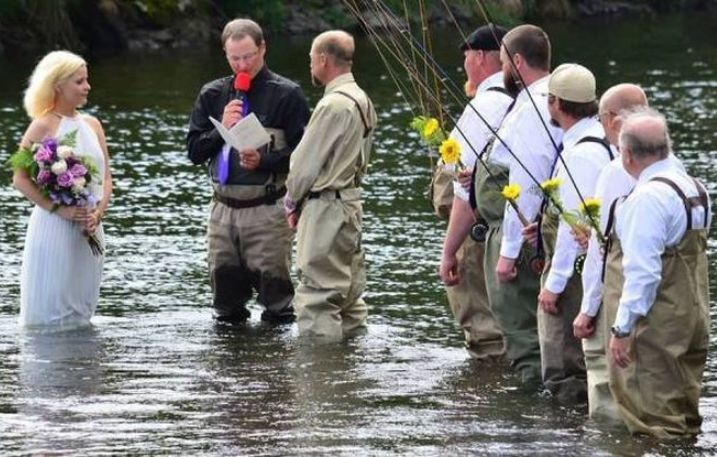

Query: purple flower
69,163,87,177
36,169,51,185
57,172,74,188
33,146,54,163
42,137,58,152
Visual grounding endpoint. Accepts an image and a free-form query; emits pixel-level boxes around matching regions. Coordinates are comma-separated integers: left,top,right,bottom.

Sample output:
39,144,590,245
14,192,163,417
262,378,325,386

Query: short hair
23,50,86,120
557,98,598,119
502,24,551,72
619,107,671,160
313,30,354,68
222,18,263,47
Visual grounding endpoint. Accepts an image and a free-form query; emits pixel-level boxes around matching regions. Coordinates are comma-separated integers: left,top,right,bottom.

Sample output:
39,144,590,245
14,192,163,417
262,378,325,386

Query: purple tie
217,99,250,185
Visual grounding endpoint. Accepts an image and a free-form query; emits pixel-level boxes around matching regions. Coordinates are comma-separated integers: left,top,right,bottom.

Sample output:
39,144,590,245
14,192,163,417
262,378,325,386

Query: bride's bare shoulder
20,115,59,147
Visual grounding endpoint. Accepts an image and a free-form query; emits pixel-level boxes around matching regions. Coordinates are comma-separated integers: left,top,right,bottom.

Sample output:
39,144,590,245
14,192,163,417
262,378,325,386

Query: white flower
72,176,86,188
51,159,67,175
57,145,74,159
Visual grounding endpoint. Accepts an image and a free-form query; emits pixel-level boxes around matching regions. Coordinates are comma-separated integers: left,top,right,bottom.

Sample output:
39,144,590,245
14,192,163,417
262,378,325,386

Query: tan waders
603,179,710,438
446,236,505,359
538,212,587,403
475,160,542,386
582,307,620,420
295,188,367,339
208,189,294,323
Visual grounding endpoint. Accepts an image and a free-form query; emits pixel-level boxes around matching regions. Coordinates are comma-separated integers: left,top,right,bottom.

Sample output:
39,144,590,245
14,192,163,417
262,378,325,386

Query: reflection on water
0,12,716,456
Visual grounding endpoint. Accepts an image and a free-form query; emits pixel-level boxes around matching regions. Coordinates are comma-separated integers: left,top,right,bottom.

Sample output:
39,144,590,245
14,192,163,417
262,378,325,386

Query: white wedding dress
19,114,106,329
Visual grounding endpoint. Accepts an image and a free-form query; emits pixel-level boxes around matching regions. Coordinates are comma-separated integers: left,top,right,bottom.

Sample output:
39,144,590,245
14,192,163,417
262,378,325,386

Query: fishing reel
470,219,489,242
574,253,586,275
529,254,545,275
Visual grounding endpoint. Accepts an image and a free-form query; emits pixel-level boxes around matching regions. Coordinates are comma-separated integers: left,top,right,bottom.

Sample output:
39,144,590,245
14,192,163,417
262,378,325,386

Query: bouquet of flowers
8,129,104,255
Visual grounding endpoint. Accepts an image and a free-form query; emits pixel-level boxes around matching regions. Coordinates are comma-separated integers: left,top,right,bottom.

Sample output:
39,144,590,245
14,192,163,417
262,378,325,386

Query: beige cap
548,63,596,103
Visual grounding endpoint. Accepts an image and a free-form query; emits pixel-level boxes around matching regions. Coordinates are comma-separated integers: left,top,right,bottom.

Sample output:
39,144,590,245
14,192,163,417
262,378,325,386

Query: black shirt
186,66,310,185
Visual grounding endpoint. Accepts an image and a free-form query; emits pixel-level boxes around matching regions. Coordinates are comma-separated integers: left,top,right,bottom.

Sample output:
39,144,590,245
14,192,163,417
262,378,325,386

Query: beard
549,118,560,128
311,74,323,88
503,71,522,98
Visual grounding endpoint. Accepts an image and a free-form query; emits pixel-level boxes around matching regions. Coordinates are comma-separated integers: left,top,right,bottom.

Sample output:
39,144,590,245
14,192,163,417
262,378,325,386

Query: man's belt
307,190,341,200
213,185,286,209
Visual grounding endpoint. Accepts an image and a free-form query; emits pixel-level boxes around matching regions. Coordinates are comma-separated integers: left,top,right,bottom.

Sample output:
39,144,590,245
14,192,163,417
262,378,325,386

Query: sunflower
579,197,601,218
501,183,521,201
422,117,439,139
439,138,461,165
540,177,563,193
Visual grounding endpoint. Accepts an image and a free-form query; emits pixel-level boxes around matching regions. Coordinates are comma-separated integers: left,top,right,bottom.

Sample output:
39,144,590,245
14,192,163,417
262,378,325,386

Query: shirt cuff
613,304,640,333
499,238,522,259
283,196,297,215
453,182,469,202
544,271,568,295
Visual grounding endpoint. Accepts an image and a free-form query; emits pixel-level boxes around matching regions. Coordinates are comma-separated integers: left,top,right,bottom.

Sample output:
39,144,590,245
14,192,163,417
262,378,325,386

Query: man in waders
475,24,562,388
284,30,377,339
605,108,711,438
531,63,611,403
187,18,310,324
439,24,511,360
572,83,648,419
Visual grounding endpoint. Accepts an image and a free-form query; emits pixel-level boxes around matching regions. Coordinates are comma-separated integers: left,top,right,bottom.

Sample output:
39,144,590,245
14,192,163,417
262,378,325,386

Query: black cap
459,24,508,51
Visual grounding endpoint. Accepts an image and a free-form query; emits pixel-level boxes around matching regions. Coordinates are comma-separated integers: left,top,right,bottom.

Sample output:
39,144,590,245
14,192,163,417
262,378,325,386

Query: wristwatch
610,325,631,338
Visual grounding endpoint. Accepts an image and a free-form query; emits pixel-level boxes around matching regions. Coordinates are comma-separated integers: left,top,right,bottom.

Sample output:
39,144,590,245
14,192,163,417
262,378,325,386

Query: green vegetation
0,0,712,57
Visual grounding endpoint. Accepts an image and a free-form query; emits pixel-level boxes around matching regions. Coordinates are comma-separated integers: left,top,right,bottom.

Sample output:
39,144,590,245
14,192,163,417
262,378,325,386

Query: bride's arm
84,115,112,226
13,118,86,222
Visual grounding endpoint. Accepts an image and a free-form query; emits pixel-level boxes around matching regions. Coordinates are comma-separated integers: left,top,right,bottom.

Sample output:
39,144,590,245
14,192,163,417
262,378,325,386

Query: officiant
187,18,310,324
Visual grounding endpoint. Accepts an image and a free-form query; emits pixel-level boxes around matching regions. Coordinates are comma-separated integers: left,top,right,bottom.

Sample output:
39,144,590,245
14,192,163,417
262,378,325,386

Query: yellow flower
540,177,563,193
423,118,439,139
439,138,461,165
501,183,521,201
579,197,601,218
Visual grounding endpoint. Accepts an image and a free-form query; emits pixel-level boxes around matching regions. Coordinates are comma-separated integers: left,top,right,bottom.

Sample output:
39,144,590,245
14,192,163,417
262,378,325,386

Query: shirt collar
476,71,504,94
563,117,603,148
637,157,678,184
325,72,355,95
516,74,549,104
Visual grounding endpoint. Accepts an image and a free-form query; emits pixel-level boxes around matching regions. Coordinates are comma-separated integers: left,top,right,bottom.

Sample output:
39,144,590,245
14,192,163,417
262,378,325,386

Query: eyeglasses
598,110,617,122
226,50,259,64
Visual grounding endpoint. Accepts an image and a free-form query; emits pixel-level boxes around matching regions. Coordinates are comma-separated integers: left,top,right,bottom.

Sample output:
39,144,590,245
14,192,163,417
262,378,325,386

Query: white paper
209,113,271,152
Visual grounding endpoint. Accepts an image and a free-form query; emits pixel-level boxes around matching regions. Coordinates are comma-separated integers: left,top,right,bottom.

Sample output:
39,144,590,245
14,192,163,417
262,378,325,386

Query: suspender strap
486,86,512,97
334,90,373,138
601,197,622,281
691,177,710,228
650,177,693,230
576,135,614,161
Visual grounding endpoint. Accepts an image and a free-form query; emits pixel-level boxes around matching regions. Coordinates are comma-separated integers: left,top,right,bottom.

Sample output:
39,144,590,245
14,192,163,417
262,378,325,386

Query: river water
0,13,716,456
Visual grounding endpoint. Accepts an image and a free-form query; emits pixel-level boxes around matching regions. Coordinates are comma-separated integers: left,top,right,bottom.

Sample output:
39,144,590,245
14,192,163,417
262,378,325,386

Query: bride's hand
84,209,102,234
56,206,88,223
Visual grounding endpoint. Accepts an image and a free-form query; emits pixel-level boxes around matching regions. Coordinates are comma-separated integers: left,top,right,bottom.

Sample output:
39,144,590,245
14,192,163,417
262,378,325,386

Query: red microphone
233,72,251,116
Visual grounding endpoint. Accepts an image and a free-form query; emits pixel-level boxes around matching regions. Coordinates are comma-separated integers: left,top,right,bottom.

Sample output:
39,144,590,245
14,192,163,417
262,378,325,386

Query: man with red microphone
187,18,310,324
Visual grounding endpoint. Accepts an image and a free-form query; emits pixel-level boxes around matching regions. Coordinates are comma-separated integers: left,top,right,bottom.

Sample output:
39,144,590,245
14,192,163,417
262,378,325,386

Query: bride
12,50,113,329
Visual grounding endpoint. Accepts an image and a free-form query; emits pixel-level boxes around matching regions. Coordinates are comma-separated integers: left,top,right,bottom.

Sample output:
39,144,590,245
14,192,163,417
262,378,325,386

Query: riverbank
1,0,716,58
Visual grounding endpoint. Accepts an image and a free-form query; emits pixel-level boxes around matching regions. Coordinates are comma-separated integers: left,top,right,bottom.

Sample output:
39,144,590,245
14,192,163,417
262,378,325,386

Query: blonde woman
13,50,112,329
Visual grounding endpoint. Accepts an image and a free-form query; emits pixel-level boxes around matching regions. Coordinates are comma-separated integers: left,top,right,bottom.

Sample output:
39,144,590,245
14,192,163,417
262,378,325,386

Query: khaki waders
474,160,541,386
538,211,587,403
446,236,505,359
295,188,367,339
603,179,710,438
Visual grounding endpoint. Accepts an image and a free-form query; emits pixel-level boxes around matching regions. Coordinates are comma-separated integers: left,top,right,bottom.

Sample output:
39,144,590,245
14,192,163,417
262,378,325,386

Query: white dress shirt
579,156,633,317
544,117,611,294
487,75,564,259
613,158,712,332
450,72,513,202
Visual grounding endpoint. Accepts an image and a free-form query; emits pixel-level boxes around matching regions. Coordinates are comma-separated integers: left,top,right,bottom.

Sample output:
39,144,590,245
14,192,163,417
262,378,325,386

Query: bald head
599,83,649,145
600,83,648,116
619,107,671,160
312,30,354,69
